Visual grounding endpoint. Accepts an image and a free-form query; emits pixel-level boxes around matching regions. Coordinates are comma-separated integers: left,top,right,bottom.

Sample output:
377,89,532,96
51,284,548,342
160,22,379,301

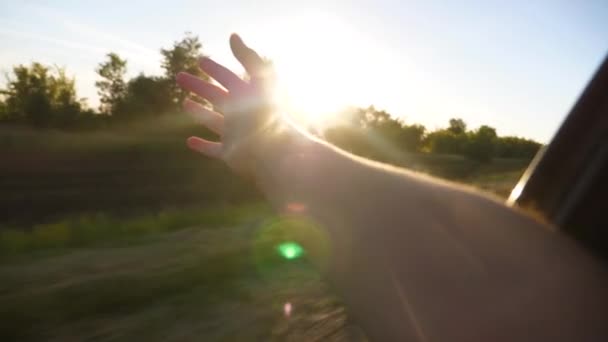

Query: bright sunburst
263,12,375,129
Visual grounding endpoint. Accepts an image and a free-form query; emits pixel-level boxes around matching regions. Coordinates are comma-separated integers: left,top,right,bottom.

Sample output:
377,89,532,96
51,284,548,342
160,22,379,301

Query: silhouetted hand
176,33,276,176
175,33,608,342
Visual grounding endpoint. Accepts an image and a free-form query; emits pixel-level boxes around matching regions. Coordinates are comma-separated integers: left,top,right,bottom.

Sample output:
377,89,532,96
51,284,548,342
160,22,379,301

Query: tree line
0,32,205,128
323,108,541,161
0,33,541,162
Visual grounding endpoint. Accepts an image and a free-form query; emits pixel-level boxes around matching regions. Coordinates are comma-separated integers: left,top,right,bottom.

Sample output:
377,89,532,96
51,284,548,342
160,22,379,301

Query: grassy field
0,204,365,341
0,118,260,225
0,120,530,341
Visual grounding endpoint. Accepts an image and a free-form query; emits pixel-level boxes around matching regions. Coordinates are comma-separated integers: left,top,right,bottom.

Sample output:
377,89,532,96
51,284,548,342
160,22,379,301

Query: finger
187,136,222,159
230,33,265,78
184,99,224,135
199,57,245,92
176,72,228,106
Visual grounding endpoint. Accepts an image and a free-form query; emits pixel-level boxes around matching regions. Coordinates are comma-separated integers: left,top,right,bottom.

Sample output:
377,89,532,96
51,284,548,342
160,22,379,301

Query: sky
1,0,607,142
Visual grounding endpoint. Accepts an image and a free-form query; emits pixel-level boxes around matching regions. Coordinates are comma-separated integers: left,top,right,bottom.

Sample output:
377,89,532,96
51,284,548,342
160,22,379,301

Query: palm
176,34,273,174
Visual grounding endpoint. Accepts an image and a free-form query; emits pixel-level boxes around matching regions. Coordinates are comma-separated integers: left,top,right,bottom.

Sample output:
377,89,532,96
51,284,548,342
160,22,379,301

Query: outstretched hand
176,34,276,176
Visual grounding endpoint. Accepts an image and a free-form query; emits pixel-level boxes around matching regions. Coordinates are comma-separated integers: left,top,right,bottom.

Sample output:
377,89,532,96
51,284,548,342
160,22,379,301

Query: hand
176,33,276,176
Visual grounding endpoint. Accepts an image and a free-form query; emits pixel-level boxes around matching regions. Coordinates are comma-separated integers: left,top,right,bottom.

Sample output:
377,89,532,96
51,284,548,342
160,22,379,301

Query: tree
95,53,127,115
425,118,469,155
51,68,85,127
114,74,173,119
425,129,466,155
464,125,497,161
160,32,207,106
326,106,424,161
448,118,467,135
399,124,426,152
1,63,84,127
0,95,7,121
495,136,542,160
326,106,393,158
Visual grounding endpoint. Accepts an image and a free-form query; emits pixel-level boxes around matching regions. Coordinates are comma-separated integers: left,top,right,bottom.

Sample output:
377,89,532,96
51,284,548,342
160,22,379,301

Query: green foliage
90,32,206,121
94,33,206,120
464,125,497,161
1,63,85,127
325,106,427,161
160,32,208,105
495,136,542,159
425,118,540,162
114,74,174,119
448,118,467,135
399,124,426,152
425,129,468,155
0,97,7,120
424,117,469,155
95,52,127,114
0,33,208,128
0,204,269,258
160,32,204,80
326,110,540,164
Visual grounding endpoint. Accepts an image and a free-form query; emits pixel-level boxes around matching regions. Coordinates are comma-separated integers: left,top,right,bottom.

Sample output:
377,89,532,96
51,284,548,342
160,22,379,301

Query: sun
245,11,405,130
261,12,370,129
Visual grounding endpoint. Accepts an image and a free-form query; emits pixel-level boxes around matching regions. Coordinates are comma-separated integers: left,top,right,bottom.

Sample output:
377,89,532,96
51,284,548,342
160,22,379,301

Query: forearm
253,128,608,341
177,33,608,340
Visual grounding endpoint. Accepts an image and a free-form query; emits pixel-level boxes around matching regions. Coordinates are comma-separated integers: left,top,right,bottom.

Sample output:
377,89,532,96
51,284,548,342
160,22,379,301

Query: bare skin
176,34,608,341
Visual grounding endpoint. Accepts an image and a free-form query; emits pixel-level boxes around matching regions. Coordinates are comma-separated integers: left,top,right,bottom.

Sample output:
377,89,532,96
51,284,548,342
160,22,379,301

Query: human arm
177,34,608,341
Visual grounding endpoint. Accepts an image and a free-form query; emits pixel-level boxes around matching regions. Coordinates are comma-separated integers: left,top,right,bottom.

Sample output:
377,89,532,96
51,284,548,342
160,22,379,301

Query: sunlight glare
268,13,379,128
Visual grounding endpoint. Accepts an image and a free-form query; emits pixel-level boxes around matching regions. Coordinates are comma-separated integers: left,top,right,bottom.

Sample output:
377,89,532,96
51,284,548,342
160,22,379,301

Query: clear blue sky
1,0,606,142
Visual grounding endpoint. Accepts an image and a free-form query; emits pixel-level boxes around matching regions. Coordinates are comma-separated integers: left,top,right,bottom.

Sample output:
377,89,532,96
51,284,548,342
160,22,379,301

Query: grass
0,205,365,341
0,204,269,260
0,119,261,224
0,121,529,341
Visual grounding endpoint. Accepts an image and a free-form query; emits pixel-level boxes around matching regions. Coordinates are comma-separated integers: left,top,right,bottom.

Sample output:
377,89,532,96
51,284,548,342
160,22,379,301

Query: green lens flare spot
277,242,304,260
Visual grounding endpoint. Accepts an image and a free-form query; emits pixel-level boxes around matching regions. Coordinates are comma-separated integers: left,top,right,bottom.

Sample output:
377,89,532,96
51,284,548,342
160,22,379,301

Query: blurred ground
0,216,366,341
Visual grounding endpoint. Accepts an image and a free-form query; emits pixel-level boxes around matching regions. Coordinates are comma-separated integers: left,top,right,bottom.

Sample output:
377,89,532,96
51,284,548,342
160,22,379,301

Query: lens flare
252,216,330,276
283,302,293,317
277,242,304,260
